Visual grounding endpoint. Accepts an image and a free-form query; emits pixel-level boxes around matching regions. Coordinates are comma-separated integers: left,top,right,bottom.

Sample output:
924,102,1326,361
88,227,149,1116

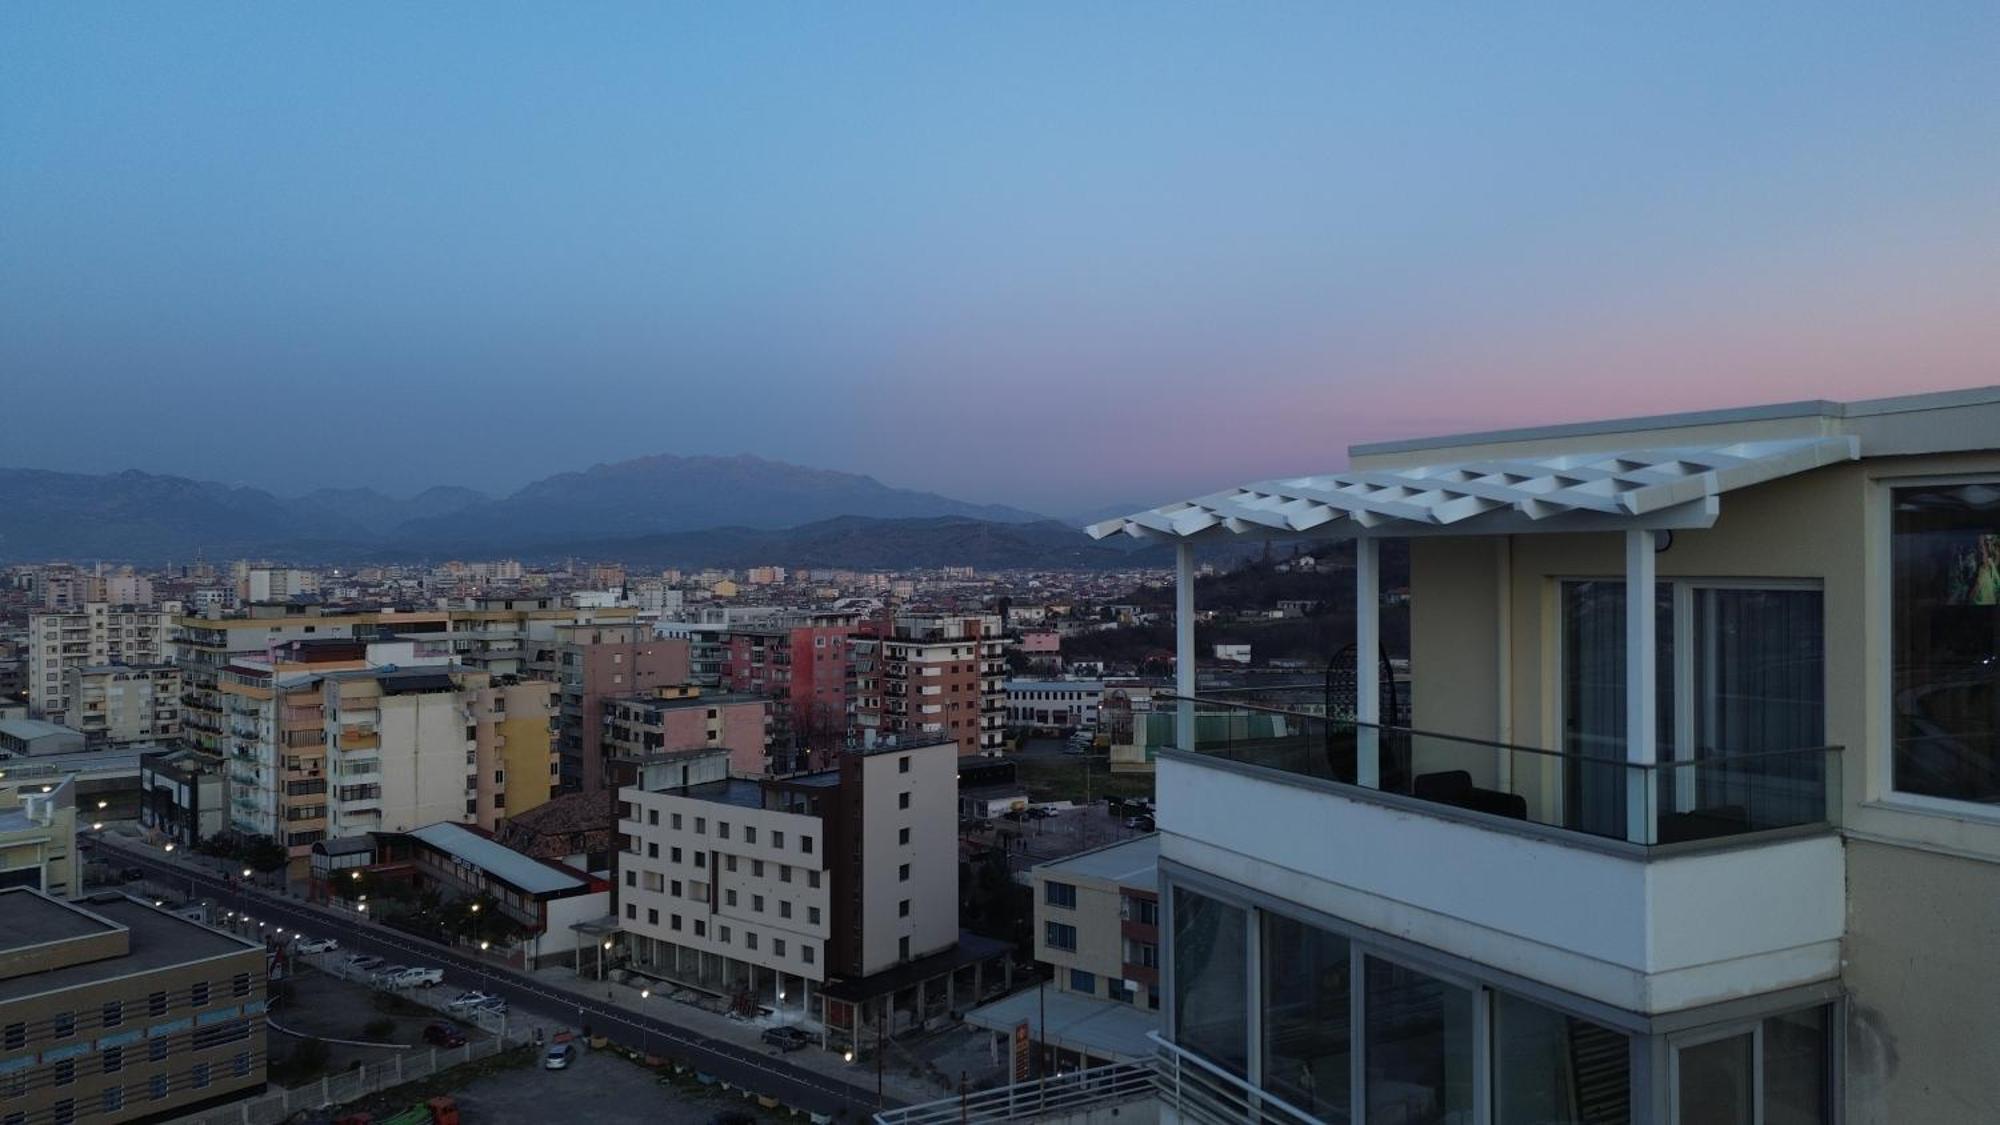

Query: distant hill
0,468,357,562
384,453,1043,548
391,515,1157,571
289,485,491,536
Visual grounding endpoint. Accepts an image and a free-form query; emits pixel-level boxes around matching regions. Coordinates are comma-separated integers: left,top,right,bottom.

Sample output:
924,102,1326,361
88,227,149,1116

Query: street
89,836,885,1119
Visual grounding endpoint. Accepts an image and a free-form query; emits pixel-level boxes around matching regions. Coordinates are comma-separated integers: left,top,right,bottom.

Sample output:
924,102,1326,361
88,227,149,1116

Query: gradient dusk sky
3,4,1995,516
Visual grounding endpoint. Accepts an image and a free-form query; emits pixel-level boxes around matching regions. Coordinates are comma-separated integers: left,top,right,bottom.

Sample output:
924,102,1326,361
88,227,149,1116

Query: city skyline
5,4,1994,512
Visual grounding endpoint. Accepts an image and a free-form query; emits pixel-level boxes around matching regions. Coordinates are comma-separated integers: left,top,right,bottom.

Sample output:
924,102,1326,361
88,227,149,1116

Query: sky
2,4,1995,517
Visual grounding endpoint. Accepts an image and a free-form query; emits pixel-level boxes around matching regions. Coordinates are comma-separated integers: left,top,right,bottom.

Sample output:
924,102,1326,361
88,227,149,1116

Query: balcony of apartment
1161,692,1843,1015
336,726,380,751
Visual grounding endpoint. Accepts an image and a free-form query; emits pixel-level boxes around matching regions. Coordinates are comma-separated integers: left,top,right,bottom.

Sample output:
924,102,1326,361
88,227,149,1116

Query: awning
1087,436,1858,542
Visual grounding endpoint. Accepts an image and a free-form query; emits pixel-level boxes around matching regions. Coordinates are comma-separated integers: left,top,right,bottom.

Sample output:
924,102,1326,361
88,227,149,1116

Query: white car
390,967,445,988
294,938,339,955
543,1042,576,1070
447,991,497,1012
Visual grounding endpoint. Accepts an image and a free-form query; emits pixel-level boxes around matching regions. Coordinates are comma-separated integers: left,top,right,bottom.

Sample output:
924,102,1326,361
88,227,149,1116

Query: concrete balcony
1160,697,1844,1016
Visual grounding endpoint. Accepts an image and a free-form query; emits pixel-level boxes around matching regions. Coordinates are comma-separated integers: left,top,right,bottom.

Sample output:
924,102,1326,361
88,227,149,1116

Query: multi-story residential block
1077,386,2000,1124
32,565,86,611
0,888,267,1123
237,565,318,604
603,687,774,778
321,664,543,839
435,594,639,680
173,606,448,754
62,665,181,747
139,749,226,848
0,777,77,898
852,615,1005,757
27,604,179,723
656,623,728,687
720,613,872,764
548,622,689,795
615,737,1002,1049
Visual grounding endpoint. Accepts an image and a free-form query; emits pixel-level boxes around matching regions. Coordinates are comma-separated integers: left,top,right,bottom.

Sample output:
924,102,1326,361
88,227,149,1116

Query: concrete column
1625,528,1657,844
1175,542,1196,752
1355,537,1381,787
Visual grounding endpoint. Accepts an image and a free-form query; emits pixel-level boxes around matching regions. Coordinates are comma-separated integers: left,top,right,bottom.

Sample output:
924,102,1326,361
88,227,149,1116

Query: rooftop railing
1163,694,1839,848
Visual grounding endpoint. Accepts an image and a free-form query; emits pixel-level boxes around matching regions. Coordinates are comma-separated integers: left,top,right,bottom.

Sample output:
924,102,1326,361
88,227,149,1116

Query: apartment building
851,615,1005,757
61,665,181,747
548,622,689,795
0,777,77,899
1083,386,2000,1125
321,665,546,839
27,604,179,723
0,889,266,1124
139,749,226,848
720,612,872,756
602,687,774,778
217,639,374,861
433,594,639,679
615,737,994,1048
174,606,448,754
237,565,318,604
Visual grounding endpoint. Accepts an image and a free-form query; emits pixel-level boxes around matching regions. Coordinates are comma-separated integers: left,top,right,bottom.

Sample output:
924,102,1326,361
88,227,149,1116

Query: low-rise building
0,888,267,1123
139,750,226,848
1004,679,1105,730
0,776,77,898
0,719,85,758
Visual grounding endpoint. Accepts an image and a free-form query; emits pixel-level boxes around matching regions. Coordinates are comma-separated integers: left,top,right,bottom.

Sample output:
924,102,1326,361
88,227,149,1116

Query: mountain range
0,455,1162,569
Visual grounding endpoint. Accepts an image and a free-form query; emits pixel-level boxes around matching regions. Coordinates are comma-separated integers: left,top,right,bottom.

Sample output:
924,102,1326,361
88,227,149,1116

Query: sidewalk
524,964,953,1105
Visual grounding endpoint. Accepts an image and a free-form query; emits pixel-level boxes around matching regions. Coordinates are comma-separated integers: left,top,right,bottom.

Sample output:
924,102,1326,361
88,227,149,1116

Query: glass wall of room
1891,481,2000,804
1172,887,1249,1077
1262,913,1352,1120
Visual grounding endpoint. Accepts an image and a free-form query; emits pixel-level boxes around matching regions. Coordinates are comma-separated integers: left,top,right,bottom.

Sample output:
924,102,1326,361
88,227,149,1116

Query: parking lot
268,966,496,1080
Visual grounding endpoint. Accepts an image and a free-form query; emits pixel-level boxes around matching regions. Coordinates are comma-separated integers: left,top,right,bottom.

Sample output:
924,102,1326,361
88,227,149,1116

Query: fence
177,1032,528,1125
872,1059,1156,1125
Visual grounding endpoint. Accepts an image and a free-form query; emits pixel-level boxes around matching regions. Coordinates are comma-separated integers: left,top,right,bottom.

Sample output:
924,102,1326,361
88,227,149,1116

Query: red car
422,1023,467,1048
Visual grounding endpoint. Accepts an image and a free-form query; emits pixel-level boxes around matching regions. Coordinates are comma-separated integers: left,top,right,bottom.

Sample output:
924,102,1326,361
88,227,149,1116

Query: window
1173,889,1247,1076
898,792,910,810
671,879,682,896
102,1087,123,1114
773,938,786,957
725,855,738,873
1,1024,20,1051
744,826,757,844
1258,913,1351,1114
102,1046,122,1073
1892,482,2000,803
808,906,821,925
898,827,910,845
51,1101,72,1125
898,899,910,917
1070,969,1096,995
1044,881,1077,909
192,1061,211,1089
625,870,637,887
801,836,813,854
808,870,820,889
648,909,659,925
670,846,682,864
725,889,737,907
191,982,210,1007
695,852,707,869
898,863,910,882
51,1012,73,1039
1045,921,1077,952
752,860,764,877
772,830,785,848
745,932,758,951
234,1050,252,1077
695,817,706,835
802,944,815,965
102,1001,122,1028
233,973,250,997
648,809,659,826
694,920,706,937
719,822,730,840
671,914,682,931
752,895,764,913
648,842,660,859
719,926,731,944
899,756,911,774
780,865,792,883
671,813,682,830
150,1074,168,1099
625,903,637,919
149,1036,168,1062
148,991,166,1017
53,1059,73,1086
779,901,791,919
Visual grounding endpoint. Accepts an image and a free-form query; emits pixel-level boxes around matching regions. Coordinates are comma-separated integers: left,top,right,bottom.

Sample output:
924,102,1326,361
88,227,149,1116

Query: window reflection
1364,956,1473,1124
1261,914,1350,1120
1892,483,2000,802
1172,888,1247,1076
1492,992,1630,1125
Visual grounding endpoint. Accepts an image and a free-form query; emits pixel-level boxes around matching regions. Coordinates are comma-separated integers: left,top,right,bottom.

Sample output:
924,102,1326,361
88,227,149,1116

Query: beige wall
1032,871,1124,996
856,746,958,975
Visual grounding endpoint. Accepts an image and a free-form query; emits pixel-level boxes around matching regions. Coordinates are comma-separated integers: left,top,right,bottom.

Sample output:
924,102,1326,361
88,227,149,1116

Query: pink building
602,687,775,777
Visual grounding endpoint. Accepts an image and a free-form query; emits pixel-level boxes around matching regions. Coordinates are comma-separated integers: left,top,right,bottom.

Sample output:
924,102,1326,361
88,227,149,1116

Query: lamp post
638,988,652,1060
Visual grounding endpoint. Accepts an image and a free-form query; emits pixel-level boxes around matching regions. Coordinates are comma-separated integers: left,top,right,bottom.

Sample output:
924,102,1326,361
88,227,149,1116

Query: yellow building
0,775,78,899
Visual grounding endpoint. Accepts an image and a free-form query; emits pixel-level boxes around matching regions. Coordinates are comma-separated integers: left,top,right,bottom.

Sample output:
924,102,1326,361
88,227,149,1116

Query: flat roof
674,778,772,811
964,986,1159,1062
0,719,79,740
405,822,588,896
615,692,765,711
1035,834,1158,886
0,894,257,1004
0,890,114,949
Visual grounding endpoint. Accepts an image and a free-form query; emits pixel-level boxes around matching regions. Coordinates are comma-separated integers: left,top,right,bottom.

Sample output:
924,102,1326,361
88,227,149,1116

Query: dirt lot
267,967,491,1083
444,1044,788,1125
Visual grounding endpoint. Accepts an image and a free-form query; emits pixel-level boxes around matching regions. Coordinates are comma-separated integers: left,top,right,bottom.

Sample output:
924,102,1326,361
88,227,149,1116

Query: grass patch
336,1045,536,1119
1013,757,1153,802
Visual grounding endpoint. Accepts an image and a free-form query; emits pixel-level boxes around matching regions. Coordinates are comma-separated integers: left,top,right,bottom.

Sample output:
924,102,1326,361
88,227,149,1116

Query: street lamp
163,843,175,853
97,800,107,810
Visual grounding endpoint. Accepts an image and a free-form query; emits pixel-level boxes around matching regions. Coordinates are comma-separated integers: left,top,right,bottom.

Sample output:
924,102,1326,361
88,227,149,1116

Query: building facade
549,622,689,795
27,605,178,724
62,665,181,747
852,615,1005,757
602,688,774,778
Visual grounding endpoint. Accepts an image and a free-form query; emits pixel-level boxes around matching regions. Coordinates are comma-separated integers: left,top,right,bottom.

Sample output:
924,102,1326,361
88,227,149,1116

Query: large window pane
1891,483,2000,802
1686,587,1826,831
1762,1007,1829,1125
1365,956,1473,1124
1261,914,1350,1121
1492,992,1630,1125
1172,888,1247,1076
1676,1033,1753,1125
1561,581,1673,838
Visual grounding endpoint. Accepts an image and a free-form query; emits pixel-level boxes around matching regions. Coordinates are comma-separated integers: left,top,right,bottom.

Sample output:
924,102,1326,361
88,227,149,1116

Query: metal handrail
1162,693,1841,771
871,1058,1156,1124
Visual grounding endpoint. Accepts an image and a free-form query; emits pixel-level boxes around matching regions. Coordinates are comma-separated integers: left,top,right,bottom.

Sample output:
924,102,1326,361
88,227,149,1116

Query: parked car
446,991,497,1013
347,954,385,973
1125,814,1155,832
390,967,445,989
295,938,339,955
422,1022,467,1048
474,997,508,1016
761,1026,812,1052
369,964,410,985
543,1042,576,1070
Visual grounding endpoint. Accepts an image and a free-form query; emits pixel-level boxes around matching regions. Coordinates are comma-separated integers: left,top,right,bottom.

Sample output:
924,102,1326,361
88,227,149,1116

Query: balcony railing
1167,694,1840,848
873,1058,1157,1125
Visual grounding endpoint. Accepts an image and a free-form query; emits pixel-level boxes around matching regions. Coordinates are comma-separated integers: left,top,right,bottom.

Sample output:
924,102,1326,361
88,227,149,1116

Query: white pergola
1086,436,1858,835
